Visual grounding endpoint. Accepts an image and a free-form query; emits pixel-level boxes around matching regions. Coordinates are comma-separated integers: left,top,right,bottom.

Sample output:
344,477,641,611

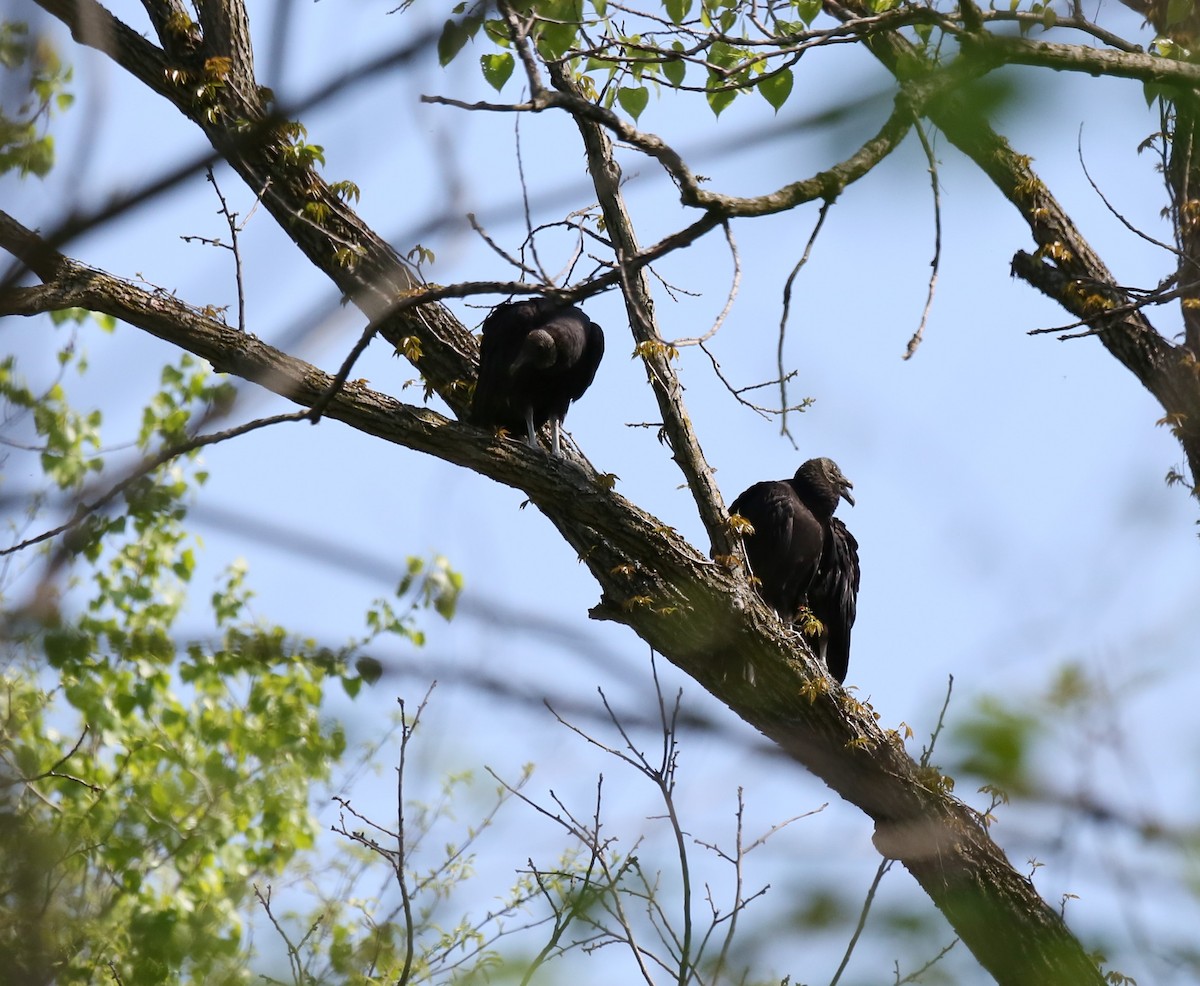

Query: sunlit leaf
707,81,737,116
759,68,793,111
481,51,514,91
663,55,686,86
794,0,821,24
617,85,649,121
666,0,691,23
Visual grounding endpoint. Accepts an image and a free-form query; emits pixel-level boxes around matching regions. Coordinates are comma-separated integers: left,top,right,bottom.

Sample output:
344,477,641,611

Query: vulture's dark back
729,479,825,622
730,457,858,682
470,298,604,433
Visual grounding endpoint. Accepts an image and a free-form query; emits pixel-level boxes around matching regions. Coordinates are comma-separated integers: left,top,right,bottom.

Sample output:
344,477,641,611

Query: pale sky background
4,0,1200,982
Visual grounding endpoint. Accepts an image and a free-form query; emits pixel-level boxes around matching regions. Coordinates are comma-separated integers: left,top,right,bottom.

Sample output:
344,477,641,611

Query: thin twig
1,411,309,558
395,683,437,986
469,212,540,279
777,199,835,445
515,106,552,284
829,858,893,986
663,221,741,347
921,674,955,769
903,117,942,360
1076,125,1180,258
208,168,249,332
895,938,959,984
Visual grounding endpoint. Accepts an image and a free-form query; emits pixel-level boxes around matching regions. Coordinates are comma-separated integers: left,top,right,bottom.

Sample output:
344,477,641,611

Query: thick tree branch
961,32,1200,88
12,3,1143,980
34,0,479,416
4,200,1099,986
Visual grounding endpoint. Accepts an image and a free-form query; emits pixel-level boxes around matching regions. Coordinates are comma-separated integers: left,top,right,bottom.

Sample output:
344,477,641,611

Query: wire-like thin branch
920,674,955,769
903,118,942,360
395,683,437,986
0,411,308,558
663,221,741,348
829,858,893,986
778,198,834,445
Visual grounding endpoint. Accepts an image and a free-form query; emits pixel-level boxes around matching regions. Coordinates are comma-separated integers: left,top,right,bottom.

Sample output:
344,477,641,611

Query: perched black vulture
729,457,859,682
470,298,604,456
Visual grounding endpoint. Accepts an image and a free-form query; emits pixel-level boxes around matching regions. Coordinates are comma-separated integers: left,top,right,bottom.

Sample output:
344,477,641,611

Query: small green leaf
666,0,691,22
795,0,820,24
759,68,793,111
617,85,649,121
438,19,469,65
707,85,736,116
480,52,514,91
705,71,734,116
355,655,383,685
662,55,686,87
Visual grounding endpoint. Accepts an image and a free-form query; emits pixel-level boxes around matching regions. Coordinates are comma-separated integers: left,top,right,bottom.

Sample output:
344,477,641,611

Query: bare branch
778,199,834,445
903,118,942,360
829,859,893,986
0,410,309,559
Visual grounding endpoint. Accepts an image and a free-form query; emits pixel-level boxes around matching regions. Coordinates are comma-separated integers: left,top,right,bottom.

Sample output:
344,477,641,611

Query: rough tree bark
8,0,1182,982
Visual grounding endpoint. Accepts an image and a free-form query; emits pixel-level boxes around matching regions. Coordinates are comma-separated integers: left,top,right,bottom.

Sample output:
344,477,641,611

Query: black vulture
470,298,604,456
729,457,860,682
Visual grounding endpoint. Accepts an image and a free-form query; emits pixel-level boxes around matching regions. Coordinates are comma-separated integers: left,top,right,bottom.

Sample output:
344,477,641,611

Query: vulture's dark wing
730,480,824,622
809,517,860,683
471,303,530,431
561,314,604,405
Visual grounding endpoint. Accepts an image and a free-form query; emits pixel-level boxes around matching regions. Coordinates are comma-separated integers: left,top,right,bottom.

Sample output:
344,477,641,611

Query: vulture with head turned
729,457,860,682
470,298,604,457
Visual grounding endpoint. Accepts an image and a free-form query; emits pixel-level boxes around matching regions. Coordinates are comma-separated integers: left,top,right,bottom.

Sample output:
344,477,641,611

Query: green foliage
0,346,104,492
0,21,72,178
430,0,847,119
0,329,462,984
950,695,1040,794
758,68,793,112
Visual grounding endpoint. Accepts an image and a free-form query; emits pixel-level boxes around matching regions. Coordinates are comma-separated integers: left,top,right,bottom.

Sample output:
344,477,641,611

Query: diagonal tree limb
4,204,1103,986
12,3,1122,980
35,0,480,414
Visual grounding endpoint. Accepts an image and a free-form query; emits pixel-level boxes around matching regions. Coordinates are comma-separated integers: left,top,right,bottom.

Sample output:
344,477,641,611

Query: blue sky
6,0,1200,981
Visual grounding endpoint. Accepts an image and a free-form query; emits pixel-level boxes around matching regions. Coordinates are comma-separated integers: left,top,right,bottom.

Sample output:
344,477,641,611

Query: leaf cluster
0,21,72,178
0,333,460,983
